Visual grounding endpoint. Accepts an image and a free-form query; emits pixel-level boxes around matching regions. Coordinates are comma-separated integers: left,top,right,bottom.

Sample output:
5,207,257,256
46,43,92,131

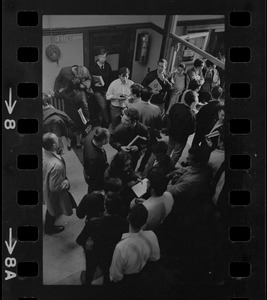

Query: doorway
86,29,136,81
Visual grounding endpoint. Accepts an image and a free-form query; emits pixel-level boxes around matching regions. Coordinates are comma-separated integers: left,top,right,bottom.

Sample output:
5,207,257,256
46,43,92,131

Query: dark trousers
137,147,152,173
129,151,142,171
85,249,110,286
95,92,109,128
45,210,56,231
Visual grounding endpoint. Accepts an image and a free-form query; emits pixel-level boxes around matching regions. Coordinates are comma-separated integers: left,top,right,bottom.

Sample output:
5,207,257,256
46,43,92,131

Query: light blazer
43,148,73,217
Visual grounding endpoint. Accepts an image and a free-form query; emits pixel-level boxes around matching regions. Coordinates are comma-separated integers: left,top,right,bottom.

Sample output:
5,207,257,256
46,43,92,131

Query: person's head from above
122,107,140,128
96,47,108,65
217,106,225,121
184,90,197,109
130,83,143,99
104,191,122,216
188,79,202,92
211,86,223,100
140,87,153,102
118,67,130,84
104,177,123,194
151,141,169,163
186,146,211,168
157,58,167,74
202,92,212,103
43,132,62,154
193,58,205,71
146,167,169,197
93,127,110,146
176,63,186,75
205,60,215,71
110,151,132,174
42,93,53,107
128,204,148,231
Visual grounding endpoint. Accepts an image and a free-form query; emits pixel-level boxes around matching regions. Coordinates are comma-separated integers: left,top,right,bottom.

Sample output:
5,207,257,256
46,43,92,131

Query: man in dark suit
90,48,113,128
141,59,173,113
192,85,223,147
83,127,110,193
110,107,149,171
167,90,196,166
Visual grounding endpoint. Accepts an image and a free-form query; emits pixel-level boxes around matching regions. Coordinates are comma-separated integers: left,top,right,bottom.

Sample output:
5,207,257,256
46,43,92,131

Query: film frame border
2,0,266,299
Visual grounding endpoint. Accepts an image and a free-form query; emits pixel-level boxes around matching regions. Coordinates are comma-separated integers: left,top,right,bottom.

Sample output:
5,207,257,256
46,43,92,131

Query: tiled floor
43,134,194,285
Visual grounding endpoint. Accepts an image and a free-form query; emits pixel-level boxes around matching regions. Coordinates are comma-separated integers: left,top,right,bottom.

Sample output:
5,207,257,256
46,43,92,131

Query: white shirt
106,78,134,108
109,230,160,282
208,149,225,178
142,192,174,230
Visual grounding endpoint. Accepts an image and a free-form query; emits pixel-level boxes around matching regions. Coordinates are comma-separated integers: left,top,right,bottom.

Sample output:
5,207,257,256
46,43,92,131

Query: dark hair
109,151,131,177
124,107,140,122
202,92,212,103
157,58,167,65
151,141,168,155
194,59,204,68
104,177,122,193
93,127,110,143
147,168,168,196
177,63,186,70
96,47,108,56
42,93,52,106
130,83,143,97
128,204,148,229
141,87,153,102
188,79,202,91
205,60,214,68
104,192,122,214
184,90,196,106
188,146,211,166
118,67,130,76
211,86,223,99
43,132,57,151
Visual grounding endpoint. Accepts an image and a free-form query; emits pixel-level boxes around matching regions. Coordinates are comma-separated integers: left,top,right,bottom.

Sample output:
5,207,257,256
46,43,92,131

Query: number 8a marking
4,119,16,130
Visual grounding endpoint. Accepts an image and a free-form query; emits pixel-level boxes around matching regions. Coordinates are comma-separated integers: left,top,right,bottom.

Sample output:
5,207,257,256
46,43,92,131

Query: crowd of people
42,49,227,296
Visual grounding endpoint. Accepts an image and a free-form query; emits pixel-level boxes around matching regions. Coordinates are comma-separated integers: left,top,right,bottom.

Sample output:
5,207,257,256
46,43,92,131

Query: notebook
131,178,148,198
148,79,162,92
92,75,105,86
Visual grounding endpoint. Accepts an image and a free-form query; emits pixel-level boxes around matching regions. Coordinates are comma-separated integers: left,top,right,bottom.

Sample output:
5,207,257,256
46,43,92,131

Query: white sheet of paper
131,178,148,198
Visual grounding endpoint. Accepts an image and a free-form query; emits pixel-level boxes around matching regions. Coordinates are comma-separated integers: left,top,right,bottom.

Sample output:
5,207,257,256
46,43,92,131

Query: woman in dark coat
61,81,90,148
104,151,140,216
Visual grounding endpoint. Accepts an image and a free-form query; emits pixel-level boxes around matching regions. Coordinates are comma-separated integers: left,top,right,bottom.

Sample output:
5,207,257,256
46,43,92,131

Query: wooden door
87,29,136,81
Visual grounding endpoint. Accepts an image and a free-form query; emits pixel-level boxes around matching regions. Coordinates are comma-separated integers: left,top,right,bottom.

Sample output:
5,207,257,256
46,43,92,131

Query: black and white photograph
2,2,266,300
42,14,227,296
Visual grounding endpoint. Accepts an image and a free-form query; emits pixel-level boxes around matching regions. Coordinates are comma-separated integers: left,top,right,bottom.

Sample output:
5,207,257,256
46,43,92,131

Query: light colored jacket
43,148,73,217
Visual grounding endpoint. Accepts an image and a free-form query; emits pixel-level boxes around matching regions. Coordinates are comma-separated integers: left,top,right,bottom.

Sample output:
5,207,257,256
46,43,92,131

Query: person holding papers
110,107,149,171
130,168,174,231
90,48,113,128
192,86,224,147
61,81,90,148
203,105,225,150
141,59,173,113
106,67,134,130
104,151,141,216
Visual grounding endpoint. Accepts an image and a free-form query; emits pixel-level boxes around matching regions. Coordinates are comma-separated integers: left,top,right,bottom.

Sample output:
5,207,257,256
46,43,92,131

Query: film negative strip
2,0,265,299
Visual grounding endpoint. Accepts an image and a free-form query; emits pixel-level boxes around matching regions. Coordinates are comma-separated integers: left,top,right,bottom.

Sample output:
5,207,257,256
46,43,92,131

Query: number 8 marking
4,119,16,130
